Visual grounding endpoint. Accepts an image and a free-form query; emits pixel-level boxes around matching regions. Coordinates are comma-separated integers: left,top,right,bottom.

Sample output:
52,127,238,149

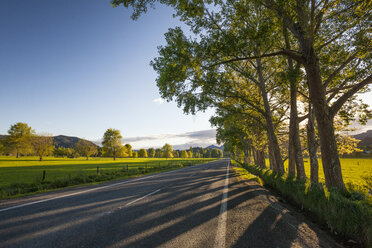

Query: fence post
42,170,46,181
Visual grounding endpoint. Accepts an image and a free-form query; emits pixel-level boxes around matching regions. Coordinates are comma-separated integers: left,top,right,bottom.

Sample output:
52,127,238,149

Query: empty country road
0,159,341,248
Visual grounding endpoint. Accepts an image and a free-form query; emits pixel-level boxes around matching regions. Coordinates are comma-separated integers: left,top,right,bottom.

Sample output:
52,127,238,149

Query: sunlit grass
264,158,372,188
0,156,215,187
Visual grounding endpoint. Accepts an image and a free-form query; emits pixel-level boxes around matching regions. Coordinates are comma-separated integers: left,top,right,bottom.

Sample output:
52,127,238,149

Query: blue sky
0,0,215,147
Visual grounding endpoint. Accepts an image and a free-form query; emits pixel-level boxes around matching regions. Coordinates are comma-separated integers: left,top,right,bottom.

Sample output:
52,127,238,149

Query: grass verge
235,161,372,248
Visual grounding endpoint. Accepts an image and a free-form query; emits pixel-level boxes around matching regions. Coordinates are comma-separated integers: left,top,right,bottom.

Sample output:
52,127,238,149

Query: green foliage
147,148,155,158
6,122,34,157
32,134,55,161
138,148,148,158
211,148,223,158
102,128,123,160
161,143,174,158
75,139,98,159
132,151,138,158
125,144,133,157
181,150,189,158
155,148,162,158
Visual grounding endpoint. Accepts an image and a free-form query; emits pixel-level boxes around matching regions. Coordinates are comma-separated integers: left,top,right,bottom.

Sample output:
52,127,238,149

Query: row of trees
101,129,223,159
0,122,99,160
0,124,224,160
113,0,371,190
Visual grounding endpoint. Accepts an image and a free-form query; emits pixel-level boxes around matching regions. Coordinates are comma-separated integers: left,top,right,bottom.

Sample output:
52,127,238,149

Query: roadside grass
236,161,372,248
0,156,216,199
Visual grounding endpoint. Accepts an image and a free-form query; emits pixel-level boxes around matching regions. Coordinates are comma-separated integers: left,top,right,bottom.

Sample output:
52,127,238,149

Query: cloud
120,129,217,149
153,98,164,105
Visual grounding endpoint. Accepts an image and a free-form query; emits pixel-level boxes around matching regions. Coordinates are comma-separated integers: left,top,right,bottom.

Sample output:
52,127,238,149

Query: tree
188,146,193,158
204,149,211,158
148,148,155,158
6,122,34,158
211,148,223,158
75,139,98,160
138,148,148,158
155,148,162,158
102,128,123,160
181,150,189,158
32,134,54,161
173,150,179,158
0,140,5,155
124,144,133,157
162,143,174,158
132,151,138,158
113,0,371,190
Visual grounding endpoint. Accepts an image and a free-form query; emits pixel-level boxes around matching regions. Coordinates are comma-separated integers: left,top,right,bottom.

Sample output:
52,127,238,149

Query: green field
0,156,215,188
266,158,372,188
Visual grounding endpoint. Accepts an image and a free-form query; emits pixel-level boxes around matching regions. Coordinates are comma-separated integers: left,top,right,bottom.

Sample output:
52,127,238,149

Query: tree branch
323,51,358,88
330,74,372,116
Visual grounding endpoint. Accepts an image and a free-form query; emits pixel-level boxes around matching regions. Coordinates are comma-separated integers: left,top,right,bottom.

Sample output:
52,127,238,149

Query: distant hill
0,134,97,148
206,145,224,151
353,130,372,147
53,135,98,148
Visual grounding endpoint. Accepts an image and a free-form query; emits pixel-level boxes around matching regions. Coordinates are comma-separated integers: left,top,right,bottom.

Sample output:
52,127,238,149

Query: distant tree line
0,123,224,160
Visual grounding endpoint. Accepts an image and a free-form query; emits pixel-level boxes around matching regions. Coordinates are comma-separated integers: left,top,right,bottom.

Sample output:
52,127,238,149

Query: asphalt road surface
0,159,342,248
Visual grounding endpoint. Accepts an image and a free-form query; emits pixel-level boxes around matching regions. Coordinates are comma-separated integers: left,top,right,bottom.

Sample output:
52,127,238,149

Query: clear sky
0,0,216,147
0,1,370,148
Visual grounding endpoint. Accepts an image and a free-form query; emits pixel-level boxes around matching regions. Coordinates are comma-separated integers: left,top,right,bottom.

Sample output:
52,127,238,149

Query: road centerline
214,160,230,248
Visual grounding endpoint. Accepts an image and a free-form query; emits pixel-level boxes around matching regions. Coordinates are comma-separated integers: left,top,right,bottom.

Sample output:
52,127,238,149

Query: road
0,159,341,248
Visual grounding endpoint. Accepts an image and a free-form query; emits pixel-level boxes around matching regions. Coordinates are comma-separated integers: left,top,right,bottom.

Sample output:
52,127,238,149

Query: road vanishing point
0,159,342,248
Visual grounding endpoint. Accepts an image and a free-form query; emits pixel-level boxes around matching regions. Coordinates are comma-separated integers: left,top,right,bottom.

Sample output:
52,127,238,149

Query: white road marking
214,160,230,248
124,188,162,207
0,162,212,213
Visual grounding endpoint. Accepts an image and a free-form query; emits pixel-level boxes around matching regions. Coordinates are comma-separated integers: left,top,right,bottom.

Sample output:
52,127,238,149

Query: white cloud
119,129,217,149
153,98,164,105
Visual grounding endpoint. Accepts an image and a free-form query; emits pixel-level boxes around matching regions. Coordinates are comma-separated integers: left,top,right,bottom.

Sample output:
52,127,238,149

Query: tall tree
162,143,174,158
155,148,162,158
124,144,133,157
138,148,148,158
102,128,123,160
181,150,189,158
113,0,371,190
32,134,54,161
75,139,98,160
6,122,34,158
148,148,155,158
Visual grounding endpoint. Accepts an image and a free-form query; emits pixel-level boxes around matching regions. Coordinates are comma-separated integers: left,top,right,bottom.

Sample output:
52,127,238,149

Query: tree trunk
256,57,284,174
243,140,251,164
253,147,258,165
289,82,306,180
39,155,42,161
86,155,89,160
257,149,266,168
307,103,319,183
288,141,296,176
304,48,346,190
16,152,19,158
285,27,304,179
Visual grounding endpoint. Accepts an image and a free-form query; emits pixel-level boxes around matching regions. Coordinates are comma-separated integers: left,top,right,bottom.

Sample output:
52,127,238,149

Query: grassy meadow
265,158,372,188
0,156,216,199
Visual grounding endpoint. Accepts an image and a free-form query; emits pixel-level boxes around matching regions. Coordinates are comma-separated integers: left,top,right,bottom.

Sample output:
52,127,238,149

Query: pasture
269,158,372,188
0,156,215,187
